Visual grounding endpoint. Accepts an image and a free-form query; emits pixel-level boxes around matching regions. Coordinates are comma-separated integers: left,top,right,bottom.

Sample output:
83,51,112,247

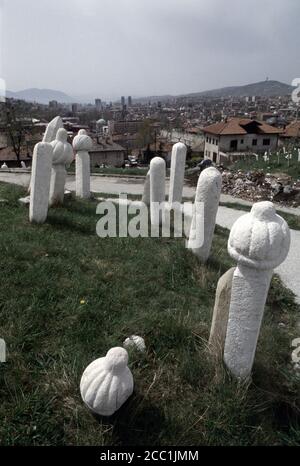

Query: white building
203,118,281,164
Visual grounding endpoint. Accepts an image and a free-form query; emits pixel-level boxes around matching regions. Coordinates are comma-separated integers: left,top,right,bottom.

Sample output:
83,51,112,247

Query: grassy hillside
0,183,299,446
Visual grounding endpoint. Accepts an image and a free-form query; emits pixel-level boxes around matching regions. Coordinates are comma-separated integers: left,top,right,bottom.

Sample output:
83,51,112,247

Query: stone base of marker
76,151,90,198
49,165,67,206
209,267,235,360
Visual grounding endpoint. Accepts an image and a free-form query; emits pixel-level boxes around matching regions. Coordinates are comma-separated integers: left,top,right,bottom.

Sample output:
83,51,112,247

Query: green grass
0,183,299,446
229,146,300,181
220,202,300,231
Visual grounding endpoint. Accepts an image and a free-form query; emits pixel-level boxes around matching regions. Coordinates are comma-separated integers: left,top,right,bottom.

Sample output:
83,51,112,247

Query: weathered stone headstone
28,116,63,195
209,267,235,359
187,167,222,262
168,142,187,204
150,157,166,226
43,116,63,143
73,129,93,199
224,201,290,379
49,128,73,206
29,142,53,223
80,347,134,416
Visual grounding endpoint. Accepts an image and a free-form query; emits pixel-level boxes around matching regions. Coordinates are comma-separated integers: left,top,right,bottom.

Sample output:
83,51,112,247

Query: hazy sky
1,0,299,100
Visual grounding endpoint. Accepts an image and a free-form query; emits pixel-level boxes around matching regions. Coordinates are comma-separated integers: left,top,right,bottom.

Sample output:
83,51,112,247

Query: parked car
185,158,213,175
125,156,139,168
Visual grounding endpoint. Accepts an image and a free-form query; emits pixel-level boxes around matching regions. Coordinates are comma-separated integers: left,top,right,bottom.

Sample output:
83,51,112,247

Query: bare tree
137,119,155,149
4,101,33,165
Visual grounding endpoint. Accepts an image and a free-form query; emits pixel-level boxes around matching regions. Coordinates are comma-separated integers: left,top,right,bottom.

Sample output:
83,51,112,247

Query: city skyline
0,0,299,100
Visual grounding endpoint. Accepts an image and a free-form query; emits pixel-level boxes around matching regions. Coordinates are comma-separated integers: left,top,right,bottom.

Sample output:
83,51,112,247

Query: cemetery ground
0,181,299,446
228,150,300,181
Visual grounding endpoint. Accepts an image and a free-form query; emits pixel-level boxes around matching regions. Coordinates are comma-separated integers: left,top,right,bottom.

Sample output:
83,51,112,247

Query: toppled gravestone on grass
80,347,134,417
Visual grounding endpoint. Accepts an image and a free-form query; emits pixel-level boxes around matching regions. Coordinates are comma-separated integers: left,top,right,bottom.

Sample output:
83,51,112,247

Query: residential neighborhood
1,82,299,170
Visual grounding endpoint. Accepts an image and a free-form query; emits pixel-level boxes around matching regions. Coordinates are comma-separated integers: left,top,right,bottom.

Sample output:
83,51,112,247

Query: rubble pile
221,169,300,206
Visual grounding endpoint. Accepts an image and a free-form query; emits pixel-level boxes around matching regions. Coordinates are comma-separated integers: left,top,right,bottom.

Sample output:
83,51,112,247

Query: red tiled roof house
202,118,282,164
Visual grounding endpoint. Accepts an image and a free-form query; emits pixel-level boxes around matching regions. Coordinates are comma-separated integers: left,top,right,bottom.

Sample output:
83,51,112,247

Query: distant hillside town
0,80,299,169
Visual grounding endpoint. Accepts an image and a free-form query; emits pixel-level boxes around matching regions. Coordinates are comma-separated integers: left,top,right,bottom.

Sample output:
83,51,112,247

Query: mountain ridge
183,80,294,98
6,88,74,104
6,80,294,105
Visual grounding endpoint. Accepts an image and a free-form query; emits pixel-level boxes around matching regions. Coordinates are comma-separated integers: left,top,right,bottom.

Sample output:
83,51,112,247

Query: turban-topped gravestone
73,129,93,199
80,347,134,416
224,201,290,379
49,128,73,206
